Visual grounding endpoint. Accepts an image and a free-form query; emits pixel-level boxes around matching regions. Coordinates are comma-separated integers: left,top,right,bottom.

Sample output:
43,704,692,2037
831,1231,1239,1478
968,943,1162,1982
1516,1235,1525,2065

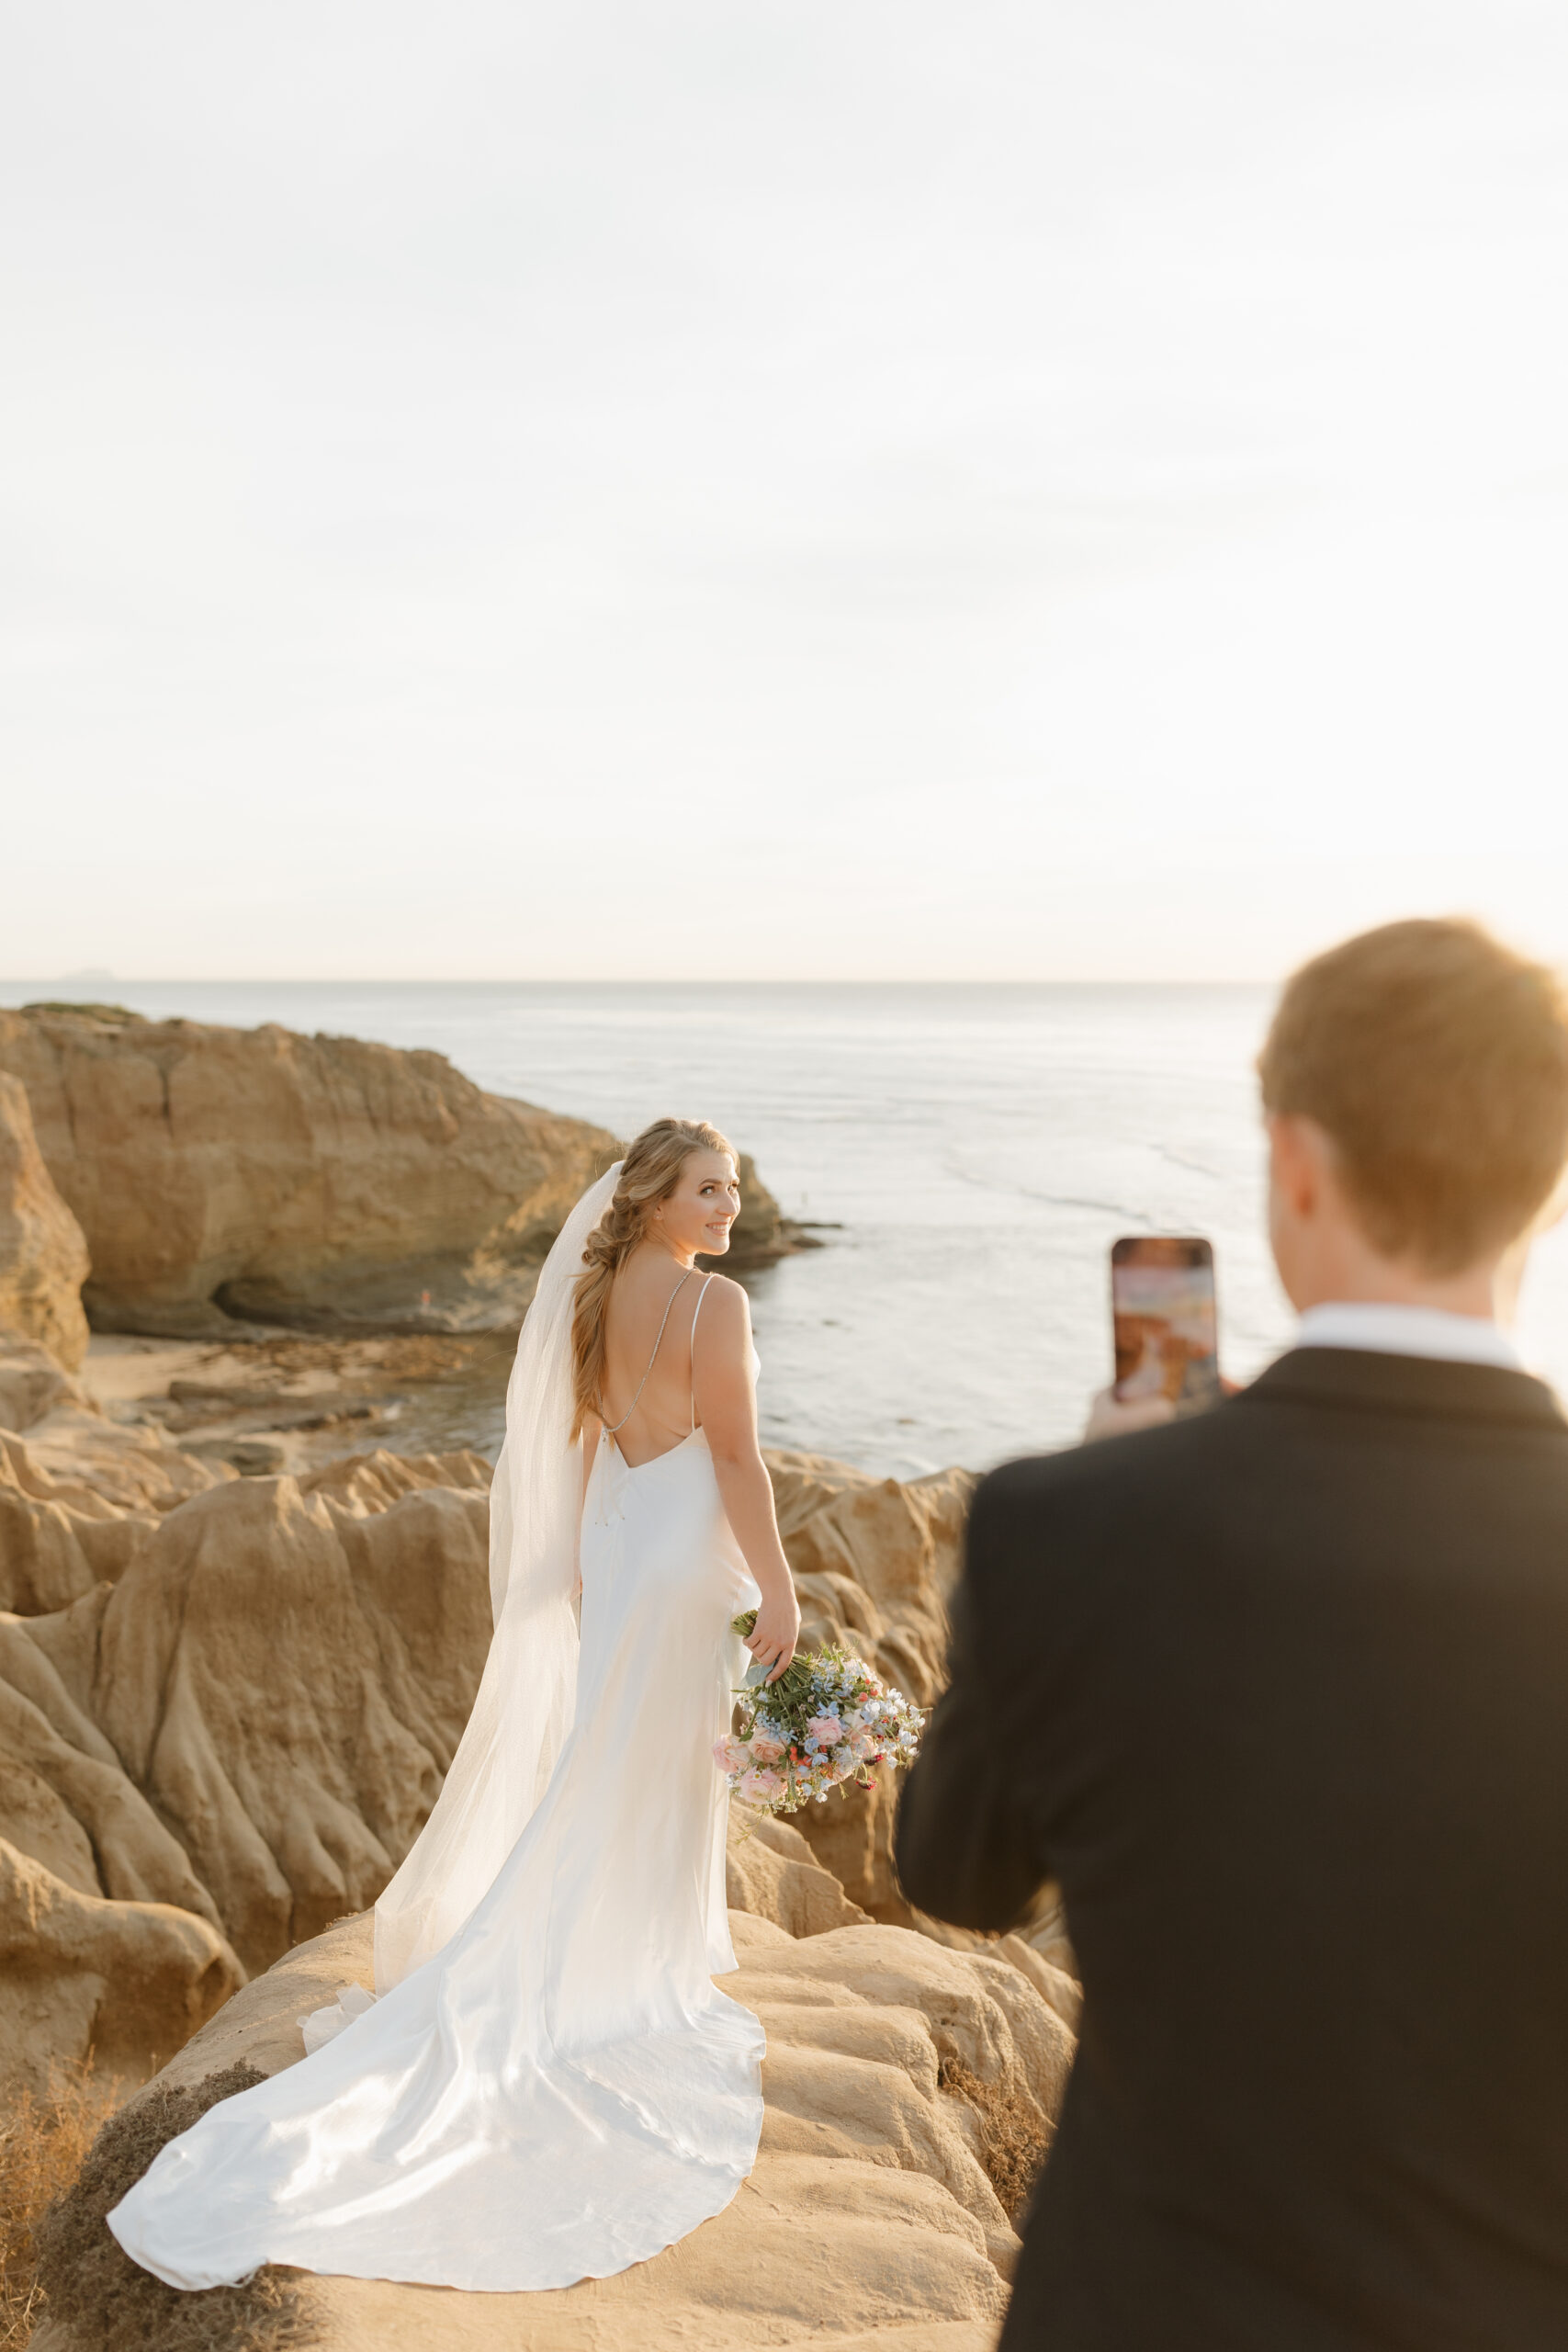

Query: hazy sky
5,2,1567,978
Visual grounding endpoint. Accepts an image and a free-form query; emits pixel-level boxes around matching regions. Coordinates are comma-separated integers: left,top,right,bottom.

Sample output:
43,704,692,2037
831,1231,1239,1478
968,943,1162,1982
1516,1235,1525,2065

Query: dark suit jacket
895,1348,1568,2350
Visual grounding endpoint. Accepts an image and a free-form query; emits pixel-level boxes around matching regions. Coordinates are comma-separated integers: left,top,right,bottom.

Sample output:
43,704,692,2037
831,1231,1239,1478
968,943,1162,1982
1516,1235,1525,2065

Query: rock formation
0,1330,85,1443
0,1413,1073,2107
0,1005,802,1338
768,1449,976,1921
0,1350,1084,2351
0,1450,495,1995
0,1842,242,2100
725,1809,873,1936
0,1330,232,1615
0,1071,90,1369
34,1901,1075,2352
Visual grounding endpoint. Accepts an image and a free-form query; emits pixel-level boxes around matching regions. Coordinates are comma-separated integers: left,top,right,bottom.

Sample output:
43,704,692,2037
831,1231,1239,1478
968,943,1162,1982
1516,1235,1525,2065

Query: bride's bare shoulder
695,1272,750,1342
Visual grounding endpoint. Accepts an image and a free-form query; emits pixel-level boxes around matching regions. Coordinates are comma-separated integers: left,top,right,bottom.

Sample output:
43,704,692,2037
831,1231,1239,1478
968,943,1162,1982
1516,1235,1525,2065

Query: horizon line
0,973,1284,991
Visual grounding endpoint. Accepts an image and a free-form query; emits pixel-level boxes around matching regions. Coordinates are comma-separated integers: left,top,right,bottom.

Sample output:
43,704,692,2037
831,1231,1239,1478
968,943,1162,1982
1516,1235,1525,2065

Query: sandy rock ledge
35,1900,1073,2352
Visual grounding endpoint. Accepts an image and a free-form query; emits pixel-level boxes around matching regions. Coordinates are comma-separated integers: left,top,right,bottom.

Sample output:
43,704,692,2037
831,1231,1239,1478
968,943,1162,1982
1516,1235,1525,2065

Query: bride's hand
746,1589,801,1685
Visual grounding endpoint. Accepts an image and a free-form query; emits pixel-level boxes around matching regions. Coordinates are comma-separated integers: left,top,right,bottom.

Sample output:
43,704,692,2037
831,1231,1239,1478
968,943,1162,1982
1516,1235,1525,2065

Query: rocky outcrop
0,1072,90,1368
1,1442,964,1982
0,1329,85,1438
769,1450,976,1923
2,1396,1085,2352
2,1446,882,1987
0,1453,494,1984
0,1839,242,2099
0,1339,233,1615
0,1005,801,1339
36,1903,1072,2352
725,1809,872,1935
0,1439,502,2096
1,1421,1066,2136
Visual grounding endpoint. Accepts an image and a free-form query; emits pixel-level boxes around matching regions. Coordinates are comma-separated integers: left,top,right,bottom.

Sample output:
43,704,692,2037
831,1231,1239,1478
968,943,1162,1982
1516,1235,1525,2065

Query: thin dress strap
688,1273,715,1432
600,1270,693,1439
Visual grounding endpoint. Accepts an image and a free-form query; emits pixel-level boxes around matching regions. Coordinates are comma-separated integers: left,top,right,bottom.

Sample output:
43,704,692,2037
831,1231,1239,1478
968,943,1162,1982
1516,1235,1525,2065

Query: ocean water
7,978,1568,1477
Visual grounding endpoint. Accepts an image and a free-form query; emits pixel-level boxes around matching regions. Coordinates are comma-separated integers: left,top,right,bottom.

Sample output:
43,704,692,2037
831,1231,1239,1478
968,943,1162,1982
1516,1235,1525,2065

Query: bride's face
651,1150,740,1259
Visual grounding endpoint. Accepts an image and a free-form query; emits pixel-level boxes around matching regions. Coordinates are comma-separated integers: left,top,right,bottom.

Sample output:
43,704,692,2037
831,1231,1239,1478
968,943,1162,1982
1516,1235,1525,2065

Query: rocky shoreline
0,1007,1074,2352
0,1002,811,1342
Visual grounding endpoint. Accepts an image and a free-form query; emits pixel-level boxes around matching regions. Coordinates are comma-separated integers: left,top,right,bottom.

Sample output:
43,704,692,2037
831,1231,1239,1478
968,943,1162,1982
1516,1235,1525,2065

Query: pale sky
4,1,1567,979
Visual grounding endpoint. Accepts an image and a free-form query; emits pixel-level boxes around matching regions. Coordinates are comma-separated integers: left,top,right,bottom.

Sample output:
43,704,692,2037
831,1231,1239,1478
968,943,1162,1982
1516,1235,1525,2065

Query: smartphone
1111,1236,1221,1414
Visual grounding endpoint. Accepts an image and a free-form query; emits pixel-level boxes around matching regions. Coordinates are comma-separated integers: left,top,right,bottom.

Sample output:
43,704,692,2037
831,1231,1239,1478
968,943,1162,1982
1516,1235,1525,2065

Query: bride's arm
693,1280,800,1683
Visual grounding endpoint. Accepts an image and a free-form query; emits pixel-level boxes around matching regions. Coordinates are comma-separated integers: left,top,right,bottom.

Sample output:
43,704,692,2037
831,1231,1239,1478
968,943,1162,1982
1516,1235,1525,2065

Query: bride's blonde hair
570,1117,736,1439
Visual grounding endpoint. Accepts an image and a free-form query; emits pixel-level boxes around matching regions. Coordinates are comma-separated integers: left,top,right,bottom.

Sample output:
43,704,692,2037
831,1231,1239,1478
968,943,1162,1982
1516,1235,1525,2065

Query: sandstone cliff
0,1005,798,1339
0,1073,90,1369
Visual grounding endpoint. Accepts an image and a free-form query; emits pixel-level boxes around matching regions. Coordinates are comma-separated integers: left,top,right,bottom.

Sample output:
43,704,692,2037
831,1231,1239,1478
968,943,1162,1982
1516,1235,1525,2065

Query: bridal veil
372,1159,619,1988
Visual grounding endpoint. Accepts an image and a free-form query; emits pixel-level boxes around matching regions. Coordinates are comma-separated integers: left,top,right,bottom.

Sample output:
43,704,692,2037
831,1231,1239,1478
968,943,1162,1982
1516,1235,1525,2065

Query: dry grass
937,2052,1051,2222
0,2055,126,2349
30,2060,321,2352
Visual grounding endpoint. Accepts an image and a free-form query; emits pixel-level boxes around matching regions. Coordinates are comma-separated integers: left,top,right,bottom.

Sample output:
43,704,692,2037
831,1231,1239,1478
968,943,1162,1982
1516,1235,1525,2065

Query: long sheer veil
372,1160,621,1991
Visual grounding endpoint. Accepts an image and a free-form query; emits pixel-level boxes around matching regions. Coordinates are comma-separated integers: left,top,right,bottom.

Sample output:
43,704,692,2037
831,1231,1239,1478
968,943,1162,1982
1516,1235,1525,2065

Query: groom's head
1258,919,1568,1312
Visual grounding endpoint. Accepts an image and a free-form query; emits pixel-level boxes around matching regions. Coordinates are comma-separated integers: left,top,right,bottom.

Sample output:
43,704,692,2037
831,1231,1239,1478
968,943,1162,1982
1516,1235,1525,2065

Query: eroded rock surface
769,1449,976,1923
725,1809,872,1936
0,1005,800,1338
4,1409,1083,2348
2,1453,493,1977
0,1445,501,2093
3,1440,971,1984
0,1838,242,2098
45,1905,1068,2351
0,1344,233,1615
0,1072,90,1368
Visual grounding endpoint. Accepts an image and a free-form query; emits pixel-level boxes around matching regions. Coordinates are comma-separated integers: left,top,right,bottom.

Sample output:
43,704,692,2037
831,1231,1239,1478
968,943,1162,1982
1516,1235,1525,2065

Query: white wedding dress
107,1167,766,2291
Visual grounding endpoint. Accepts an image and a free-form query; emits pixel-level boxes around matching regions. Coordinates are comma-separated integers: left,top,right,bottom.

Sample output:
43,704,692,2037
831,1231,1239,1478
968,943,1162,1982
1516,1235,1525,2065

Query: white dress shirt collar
1294,1301,1526,1373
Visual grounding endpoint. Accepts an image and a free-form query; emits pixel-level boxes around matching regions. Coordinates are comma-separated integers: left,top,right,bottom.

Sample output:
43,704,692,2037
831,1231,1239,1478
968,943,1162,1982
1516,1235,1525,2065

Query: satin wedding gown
108,1167,766,2291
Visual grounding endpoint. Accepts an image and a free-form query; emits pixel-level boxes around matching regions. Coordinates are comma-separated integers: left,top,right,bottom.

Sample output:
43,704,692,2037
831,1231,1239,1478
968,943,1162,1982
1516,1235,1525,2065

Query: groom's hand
1082,1385,1178,1442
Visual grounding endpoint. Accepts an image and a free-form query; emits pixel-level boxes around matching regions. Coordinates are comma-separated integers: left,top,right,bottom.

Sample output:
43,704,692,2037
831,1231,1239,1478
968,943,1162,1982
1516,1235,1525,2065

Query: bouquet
714,1608,925,1816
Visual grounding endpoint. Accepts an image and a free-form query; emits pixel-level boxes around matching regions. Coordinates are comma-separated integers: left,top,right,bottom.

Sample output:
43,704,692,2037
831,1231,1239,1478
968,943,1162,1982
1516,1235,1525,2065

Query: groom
896,918,1568,2350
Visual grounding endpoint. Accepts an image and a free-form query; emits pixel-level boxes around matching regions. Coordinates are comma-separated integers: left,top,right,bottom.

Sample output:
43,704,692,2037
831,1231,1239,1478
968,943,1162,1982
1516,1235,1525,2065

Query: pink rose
736,1768,784,1806
804,1713,842,1749
750,1732,784,1764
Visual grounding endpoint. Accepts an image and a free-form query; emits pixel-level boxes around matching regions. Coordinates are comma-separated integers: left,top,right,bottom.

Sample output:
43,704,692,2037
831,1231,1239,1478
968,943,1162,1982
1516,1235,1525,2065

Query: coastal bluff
0,1004,802,1339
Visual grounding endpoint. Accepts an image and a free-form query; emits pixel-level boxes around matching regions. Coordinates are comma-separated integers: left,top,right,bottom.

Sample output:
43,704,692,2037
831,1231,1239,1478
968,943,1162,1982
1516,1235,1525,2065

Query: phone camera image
1111,1236,1221,1415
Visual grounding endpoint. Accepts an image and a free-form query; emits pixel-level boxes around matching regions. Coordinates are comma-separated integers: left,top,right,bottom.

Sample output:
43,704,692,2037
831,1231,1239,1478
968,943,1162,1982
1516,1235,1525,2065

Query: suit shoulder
975,1399,1244,1521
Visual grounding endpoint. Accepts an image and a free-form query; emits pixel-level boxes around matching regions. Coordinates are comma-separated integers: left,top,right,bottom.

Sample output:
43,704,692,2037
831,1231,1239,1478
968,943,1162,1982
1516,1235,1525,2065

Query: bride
108,1118,803,2292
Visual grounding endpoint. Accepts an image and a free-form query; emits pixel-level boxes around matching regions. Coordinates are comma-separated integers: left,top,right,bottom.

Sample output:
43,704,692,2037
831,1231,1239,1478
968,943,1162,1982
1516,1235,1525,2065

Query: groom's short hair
1258,918,1568,1272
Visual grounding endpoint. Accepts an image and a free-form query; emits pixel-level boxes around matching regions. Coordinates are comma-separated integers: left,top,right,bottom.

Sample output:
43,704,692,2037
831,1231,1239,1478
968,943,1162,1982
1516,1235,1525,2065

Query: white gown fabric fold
107,1167,766,2292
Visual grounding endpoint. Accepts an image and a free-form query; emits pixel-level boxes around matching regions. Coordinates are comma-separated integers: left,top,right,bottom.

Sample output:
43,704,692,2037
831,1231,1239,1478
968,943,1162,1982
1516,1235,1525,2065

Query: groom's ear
1268,1113,1337,1230
1267,1114,1311,1216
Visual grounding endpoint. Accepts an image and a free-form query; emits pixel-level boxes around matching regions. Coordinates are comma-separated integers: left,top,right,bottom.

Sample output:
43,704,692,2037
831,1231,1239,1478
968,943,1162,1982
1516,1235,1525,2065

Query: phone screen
1111,1236,1220,1413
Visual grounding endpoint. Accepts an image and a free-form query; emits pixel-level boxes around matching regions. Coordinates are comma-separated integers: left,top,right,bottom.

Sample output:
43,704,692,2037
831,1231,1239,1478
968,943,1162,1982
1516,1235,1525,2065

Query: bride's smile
648,1150,741,1262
